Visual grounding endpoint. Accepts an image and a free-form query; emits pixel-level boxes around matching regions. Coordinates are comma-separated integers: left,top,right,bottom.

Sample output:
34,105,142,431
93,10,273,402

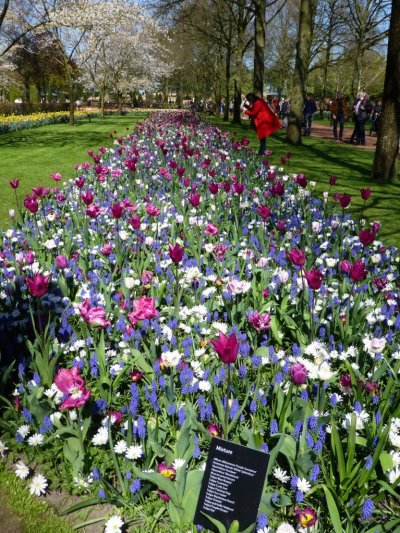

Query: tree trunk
68,73,75,126
321,37,331,100
232,0,245,124
224,26,232,122
100,88,105,117
351,39,364,100
254,0,265,97
24,77,30,103
372,0,400,181
286,0,315,145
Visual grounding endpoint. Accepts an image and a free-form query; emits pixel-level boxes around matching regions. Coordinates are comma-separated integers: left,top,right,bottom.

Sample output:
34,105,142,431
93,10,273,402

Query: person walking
243,93,281,155
303,94,317,136
330,91,349,141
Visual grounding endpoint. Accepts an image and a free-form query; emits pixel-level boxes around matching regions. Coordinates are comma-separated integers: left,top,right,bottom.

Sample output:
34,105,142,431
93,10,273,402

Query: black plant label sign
194,437,269,532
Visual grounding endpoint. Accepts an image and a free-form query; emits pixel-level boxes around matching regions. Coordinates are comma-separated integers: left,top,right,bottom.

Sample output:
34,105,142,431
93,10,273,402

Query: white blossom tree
77,3,172,114
47,0,172,122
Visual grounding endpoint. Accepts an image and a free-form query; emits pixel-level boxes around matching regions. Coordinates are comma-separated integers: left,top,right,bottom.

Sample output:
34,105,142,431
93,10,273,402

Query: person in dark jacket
330,91,349,141
353,92,372,145
303,94,317,136
244,93,281,155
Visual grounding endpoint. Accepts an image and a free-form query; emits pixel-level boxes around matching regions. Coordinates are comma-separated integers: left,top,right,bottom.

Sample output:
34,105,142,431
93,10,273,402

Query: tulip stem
36,297,43,336
175,266,180,315
224,363,231,440
310,292,315,341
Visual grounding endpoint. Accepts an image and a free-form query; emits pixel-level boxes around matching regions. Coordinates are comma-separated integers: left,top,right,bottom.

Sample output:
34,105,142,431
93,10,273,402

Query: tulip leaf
322,485,342,532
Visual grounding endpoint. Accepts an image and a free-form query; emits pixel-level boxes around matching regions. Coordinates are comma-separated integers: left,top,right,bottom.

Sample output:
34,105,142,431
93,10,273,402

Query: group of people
201,90,383,156
304,91,382,145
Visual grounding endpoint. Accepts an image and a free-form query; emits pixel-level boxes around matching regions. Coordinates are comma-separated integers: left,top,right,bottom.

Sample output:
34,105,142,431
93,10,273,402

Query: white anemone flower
15,460,30,479
29,474,48,496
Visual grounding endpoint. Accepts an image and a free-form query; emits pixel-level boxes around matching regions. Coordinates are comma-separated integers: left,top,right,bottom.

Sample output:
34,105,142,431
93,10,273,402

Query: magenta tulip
287,248,306,267
23,195,39,213
25,273,50,297
290,363,308,385
359,228,376,246
169,243,185,264
304,268,323,290
257,205,271,220
55,255,68,269
349,259,367,282
210,332,239,364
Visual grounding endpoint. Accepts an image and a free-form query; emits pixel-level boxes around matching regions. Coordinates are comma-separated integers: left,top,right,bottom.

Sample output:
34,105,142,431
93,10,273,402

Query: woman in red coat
244,93,281,155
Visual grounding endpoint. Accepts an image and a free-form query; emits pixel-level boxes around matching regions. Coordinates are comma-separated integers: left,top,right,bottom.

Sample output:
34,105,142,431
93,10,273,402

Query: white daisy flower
172,458,186,470
91,427,109,446
0,439,8,457
104,515,124,533
273,466,290,483
114,440,128,455
29,474,48,496
27,433,44,446
14,460,30,479
17,425,30,438
297,477,312,493
276,523,296,533
125,445,143,460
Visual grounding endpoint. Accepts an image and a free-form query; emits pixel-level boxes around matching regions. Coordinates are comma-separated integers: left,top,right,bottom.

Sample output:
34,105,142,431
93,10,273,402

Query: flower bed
0,110,98,134
0,111,400,533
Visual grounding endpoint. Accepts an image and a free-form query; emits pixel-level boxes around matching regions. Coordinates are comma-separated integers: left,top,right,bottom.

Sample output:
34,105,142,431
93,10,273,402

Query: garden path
307,122,377,150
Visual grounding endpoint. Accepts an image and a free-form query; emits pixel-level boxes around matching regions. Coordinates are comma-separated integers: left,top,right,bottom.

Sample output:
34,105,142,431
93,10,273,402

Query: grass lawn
0,462,73,533
206,115,400,248
0,113,148,229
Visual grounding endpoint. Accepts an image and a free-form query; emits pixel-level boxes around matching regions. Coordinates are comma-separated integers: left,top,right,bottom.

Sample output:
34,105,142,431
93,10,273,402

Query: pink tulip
336,193,351,208
86,204,100,218
157,463,176,480
129,215,141,229
128,296,158,325
295,507,318,528
78,300,110,328
208,183,219,195
9,179,19,189
247,310,271,331
145,203,160,217
360,188,372,200
54,367,91,410
204,223,219,236
208,423,221,437
359,228,376,246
